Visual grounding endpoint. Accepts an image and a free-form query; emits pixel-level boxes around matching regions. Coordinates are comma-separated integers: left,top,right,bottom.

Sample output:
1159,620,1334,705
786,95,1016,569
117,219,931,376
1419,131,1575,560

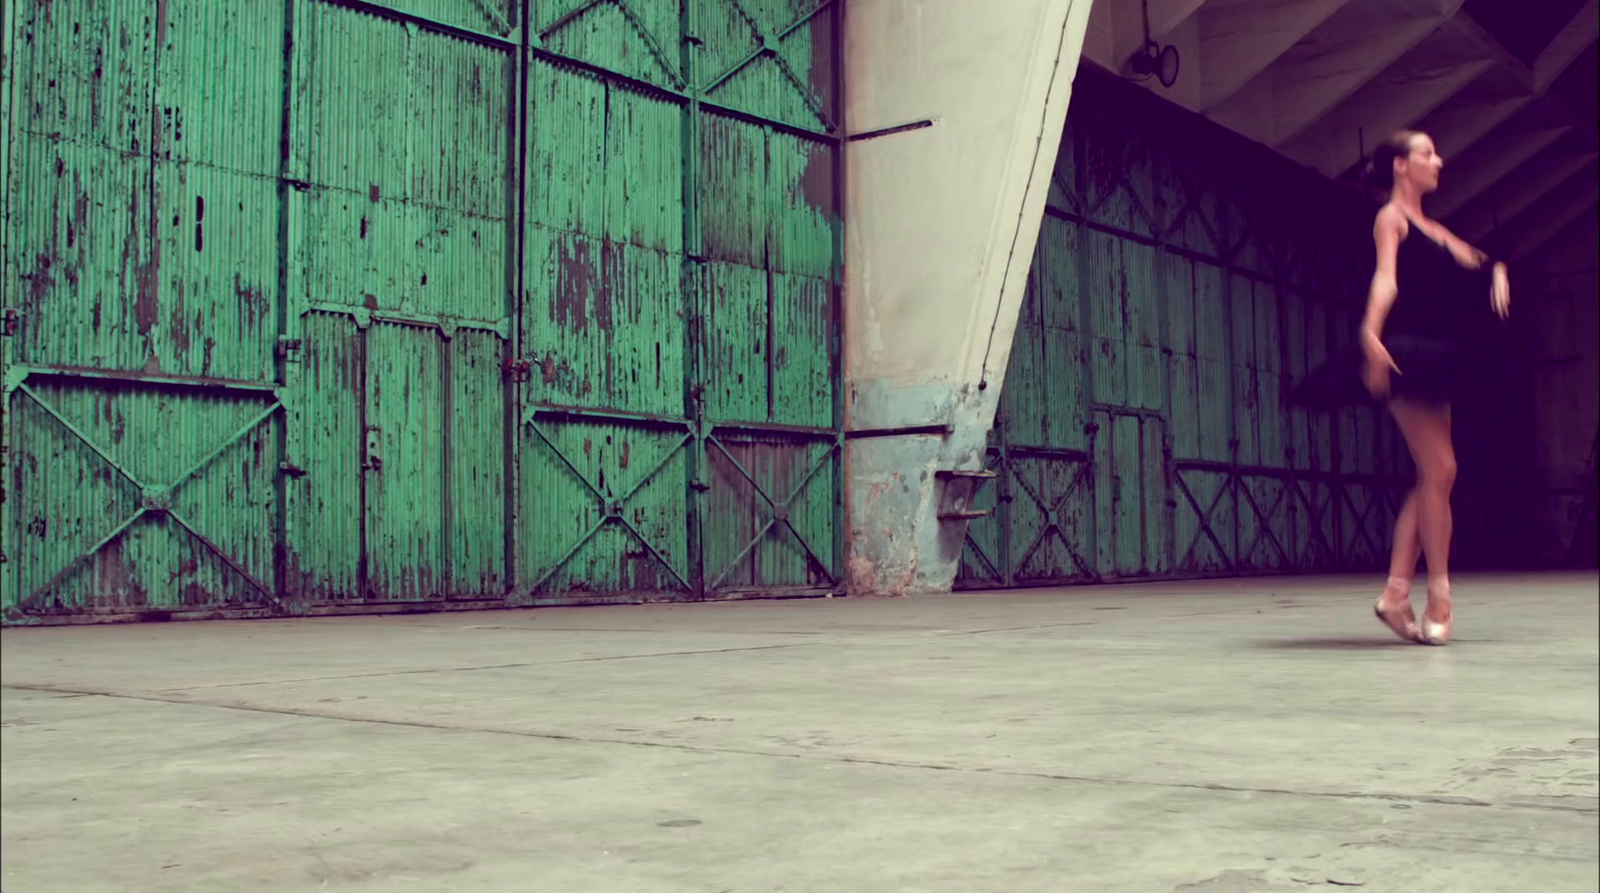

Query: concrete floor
2,574,1596,893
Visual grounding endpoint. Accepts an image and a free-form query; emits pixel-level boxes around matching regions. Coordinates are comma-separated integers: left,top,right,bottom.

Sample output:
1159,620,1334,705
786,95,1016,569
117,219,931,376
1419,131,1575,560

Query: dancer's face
1395,133,1443,194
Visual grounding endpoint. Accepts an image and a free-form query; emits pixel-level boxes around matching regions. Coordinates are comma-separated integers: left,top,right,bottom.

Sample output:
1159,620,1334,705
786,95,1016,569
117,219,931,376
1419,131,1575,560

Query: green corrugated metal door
517,0,841,603
2,0,841,622
282,0,516,605
4,0,287,618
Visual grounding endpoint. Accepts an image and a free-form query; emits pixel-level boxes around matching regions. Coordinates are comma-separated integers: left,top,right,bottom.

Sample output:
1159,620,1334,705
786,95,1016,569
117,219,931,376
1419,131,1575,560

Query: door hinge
505,357,532,384
2,308,19,337
276,337,302,357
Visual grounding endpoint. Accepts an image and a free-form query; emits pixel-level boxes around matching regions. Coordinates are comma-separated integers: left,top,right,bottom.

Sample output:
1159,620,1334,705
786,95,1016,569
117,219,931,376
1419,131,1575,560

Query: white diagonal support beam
1429,126,1571,218
1450,149,1599,243
1413,88,1533,166
1196,0,1353,111
1210,0,1464,146
1535,0,1599,90
1505,164,1600,261
1282,28,1495,177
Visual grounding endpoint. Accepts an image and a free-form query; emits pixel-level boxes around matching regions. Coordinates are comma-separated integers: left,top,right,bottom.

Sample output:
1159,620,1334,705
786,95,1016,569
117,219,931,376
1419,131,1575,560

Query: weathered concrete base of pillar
845,382,996,597
841,0,1090,598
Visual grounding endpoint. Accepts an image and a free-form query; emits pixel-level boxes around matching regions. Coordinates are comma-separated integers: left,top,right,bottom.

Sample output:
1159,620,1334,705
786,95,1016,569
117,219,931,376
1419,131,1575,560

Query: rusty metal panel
1142,416,1172,575
1008,451,1095,585
1229,272,1259,468
1034,217,1088,451
373,0,518,36
290,4,513,327
8,377,281,617
3,0,842,622
694,0,838,133
1165,254,1200,461
539,0,682,90
701,433,834,592
1252,279,1286,469
283,312,364,604
1124,240,1162,412
1193,262,1231,464
449,329,509,597
363,323,445,600
525,69,683,415
519,415,692,596
1087,229,1126,407
1078,110,1157,238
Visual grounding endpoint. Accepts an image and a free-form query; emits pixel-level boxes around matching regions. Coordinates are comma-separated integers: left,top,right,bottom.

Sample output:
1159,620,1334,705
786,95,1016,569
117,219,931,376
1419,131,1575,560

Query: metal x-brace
703,432,837,590
12,385,285,614
525,414,694,592
1008,458,1097,580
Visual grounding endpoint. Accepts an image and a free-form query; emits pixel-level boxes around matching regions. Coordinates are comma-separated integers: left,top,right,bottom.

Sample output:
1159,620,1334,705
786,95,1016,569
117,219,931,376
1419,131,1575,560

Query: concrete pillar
843,0,1094,597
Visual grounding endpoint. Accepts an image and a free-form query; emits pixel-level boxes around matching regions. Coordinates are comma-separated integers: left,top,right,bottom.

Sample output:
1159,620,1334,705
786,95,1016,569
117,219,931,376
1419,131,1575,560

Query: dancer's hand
1490,262,1510,319
1362,338,1400,398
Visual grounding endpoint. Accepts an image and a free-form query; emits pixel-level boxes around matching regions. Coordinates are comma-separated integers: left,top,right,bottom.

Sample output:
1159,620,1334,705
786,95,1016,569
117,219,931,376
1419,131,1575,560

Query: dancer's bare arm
1361,206,1406,395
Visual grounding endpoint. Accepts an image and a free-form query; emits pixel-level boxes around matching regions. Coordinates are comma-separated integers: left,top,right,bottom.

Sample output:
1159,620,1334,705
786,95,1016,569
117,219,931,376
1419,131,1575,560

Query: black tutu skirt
1290,333,1471,409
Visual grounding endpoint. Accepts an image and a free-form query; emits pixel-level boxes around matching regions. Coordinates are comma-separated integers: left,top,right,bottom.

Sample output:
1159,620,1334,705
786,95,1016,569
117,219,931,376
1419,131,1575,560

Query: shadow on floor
1257,637,1423,650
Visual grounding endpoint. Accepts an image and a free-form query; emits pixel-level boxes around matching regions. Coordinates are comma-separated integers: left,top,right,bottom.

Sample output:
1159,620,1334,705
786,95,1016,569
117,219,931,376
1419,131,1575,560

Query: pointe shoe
1373,577,1419,643
1419,583,1452,646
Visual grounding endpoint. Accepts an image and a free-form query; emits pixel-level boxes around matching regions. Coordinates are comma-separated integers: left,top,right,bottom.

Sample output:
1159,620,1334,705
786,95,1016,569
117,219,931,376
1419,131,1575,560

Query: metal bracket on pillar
935,468,999,522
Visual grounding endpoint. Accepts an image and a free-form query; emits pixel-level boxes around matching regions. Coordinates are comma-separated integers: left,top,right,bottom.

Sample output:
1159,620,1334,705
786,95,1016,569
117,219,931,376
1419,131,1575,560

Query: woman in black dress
1296,130,1511,646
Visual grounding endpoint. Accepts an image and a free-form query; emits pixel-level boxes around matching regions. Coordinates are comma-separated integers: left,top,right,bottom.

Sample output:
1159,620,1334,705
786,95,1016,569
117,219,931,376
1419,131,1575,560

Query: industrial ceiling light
1129,1,1180,88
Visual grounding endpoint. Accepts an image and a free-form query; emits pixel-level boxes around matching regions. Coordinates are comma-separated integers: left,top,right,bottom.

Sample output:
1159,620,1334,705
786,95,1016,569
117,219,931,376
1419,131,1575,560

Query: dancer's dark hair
1363,130,1423,198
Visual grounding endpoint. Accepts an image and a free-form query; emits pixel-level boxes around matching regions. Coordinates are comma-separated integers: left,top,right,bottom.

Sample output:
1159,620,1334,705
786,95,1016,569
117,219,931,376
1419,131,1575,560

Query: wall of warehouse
958,69,1553,587
1,0,849,622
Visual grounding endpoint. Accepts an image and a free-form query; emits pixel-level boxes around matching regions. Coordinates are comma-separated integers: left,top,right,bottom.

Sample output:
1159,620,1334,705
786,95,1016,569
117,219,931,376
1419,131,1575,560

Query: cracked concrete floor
3,573,1597,893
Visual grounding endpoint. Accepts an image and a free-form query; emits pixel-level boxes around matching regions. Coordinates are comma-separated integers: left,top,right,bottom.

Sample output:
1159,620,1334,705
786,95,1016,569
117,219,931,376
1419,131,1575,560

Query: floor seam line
6,682,1594,818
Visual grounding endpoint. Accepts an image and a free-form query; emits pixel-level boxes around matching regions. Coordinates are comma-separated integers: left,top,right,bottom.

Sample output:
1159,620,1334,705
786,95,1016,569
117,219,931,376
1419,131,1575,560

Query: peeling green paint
2,0,843,622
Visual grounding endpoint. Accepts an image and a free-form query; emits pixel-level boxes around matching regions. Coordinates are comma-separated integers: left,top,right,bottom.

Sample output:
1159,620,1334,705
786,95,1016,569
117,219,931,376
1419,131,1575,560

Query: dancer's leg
1389,399,1455,644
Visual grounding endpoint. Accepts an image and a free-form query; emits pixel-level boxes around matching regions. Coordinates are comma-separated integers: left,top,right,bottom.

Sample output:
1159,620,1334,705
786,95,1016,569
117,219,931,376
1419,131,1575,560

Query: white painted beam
1196,0,1353,111
1505,165,1600,261
1210,1,1463,146
1429,126,1570,218
1535,0,1599,90
1282,45,1495,176
1450,150,1599,243
1413,90,1533,165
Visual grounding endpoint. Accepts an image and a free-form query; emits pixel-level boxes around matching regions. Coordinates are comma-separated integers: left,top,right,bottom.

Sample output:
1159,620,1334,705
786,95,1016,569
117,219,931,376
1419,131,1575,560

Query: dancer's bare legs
1389,398,1456,644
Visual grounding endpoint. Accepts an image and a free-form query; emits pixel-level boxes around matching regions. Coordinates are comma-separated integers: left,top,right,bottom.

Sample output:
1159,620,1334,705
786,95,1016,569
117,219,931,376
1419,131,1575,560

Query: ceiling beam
1402,12,1542,161
1282,47,1495,176
1429,126,1571,218
1535,0,1599,90
1413,90,1533,164
1504,164,1600,261
1196,0,1354,111
1447,8,1536,91
1449,150,1599,243
1524,214,1599,273
1209,2,1464,147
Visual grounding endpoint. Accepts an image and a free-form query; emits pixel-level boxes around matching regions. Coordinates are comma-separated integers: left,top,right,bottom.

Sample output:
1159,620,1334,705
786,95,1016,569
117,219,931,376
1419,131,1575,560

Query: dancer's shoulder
1373,203,1408,238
